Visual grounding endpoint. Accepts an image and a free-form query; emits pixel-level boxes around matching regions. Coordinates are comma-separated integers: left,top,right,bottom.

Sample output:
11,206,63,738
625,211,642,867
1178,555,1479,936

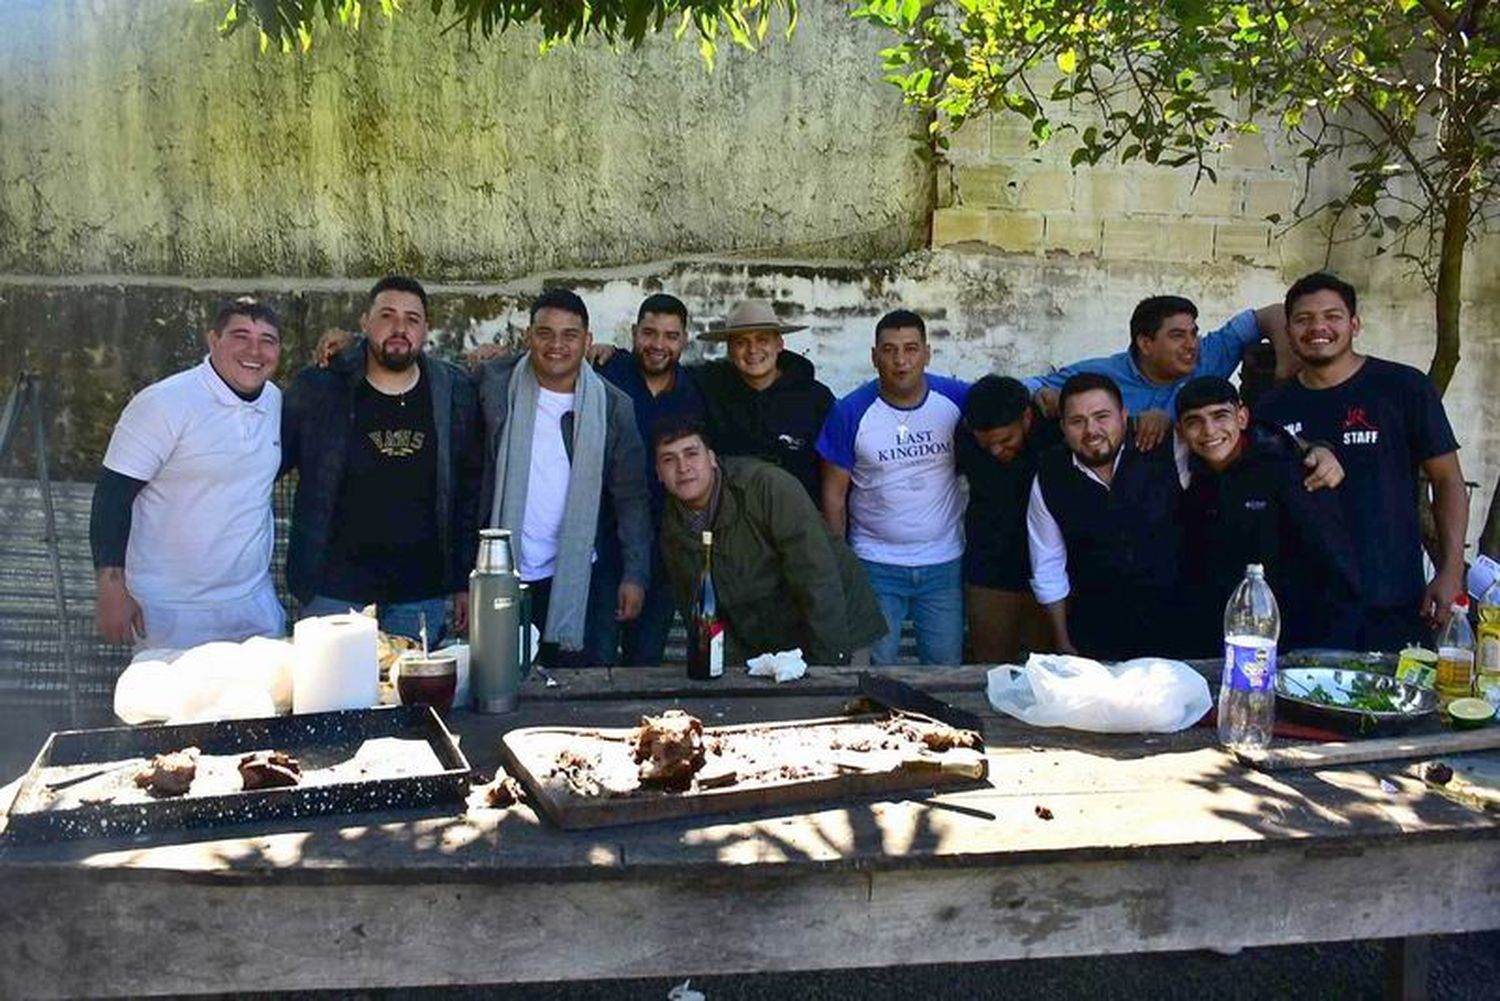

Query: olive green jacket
660,457,888,666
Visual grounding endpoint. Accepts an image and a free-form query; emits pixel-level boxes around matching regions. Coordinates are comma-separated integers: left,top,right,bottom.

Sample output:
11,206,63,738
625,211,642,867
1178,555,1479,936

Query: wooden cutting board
498,715,988,830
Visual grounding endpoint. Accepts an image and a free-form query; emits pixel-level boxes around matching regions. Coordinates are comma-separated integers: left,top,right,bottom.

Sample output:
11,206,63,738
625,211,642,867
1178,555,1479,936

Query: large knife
856,672,985,736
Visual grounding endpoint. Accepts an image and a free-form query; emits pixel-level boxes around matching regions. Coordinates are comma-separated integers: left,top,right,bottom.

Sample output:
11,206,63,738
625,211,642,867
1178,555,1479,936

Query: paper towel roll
292,613,379,714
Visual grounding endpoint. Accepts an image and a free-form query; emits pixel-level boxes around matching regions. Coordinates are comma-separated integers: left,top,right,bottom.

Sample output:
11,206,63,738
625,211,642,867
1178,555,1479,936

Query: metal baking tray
2,705,470,844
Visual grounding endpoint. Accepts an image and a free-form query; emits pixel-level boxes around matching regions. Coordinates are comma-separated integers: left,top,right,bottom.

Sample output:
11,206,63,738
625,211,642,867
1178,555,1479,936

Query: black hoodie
694,350,835,506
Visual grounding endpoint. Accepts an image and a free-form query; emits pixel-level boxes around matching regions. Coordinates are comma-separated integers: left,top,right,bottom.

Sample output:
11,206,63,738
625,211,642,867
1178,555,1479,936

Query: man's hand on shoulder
464,343,517,370
589,344,620,367
96,568,143,644
1134,410,1171,452
1034,387,1060,419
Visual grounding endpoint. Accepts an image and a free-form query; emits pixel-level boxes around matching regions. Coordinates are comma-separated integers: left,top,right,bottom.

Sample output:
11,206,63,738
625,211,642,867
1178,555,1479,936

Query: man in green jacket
654,415,888,666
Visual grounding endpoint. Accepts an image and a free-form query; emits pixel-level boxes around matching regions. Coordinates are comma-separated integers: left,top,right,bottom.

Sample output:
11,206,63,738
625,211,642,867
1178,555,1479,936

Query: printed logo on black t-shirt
1340,406,1380,445
367,429,427,457
776,433,808,451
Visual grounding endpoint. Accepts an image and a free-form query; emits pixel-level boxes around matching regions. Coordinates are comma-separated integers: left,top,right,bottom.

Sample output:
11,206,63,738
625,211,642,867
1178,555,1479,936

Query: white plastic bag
112,637,296,724
987,653,1211,733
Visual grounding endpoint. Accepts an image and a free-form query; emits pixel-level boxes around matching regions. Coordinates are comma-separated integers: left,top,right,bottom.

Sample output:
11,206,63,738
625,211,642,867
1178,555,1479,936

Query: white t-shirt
518,388,575,582
102,360,281,607
816,376,969,565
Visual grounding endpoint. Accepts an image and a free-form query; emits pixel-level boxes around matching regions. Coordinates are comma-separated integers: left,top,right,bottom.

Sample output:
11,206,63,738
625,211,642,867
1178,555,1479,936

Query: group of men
92,269,1469,670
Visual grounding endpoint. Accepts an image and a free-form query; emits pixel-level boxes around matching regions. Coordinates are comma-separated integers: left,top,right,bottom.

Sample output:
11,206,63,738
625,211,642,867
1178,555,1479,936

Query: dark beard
374,344,418,372
1079,442,1122,469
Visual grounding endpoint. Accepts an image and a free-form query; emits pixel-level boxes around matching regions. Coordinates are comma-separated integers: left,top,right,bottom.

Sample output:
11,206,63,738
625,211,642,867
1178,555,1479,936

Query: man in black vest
1025,372,1187,660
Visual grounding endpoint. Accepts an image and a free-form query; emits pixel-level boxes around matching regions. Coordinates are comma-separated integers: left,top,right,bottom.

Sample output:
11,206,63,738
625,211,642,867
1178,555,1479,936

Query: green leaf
1057,48,1077,74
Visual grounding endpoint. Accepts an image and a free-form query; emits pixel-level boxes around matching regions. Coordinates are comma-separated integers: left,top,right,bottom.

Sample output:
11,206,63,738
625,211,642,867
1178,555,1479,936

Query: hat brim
698,323,808,343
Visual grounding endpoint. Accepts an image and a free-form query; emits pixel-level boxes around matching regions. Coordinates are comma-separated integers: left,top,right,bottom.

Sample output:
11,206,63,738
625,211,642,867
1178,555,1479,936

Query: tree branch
1415,0,1459,33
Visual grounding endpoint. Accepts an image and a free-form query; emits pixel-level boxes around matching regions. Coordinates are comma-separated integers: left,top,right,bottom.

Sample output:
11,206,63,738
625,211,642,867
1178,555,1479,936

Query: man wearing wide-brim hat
694,299,835,505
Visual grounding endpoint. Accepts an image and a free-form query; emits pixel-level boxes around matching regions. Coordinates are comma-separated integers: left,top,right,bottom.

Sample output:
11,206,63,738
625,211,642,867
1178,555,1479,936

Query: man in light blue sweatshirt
1024,295,1291,451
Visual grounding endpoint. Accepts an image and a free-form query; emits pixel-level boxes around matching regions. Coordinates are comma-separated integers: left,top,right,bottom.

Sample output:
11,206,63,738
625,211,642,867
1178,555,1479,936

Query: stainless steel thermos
469,529,532,713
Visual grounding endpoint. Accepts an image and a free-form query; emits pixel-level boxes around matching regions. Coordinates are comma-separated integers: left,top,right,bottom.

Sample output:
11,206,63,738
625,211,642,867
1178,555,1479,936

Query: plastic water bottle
1219,564,1281,752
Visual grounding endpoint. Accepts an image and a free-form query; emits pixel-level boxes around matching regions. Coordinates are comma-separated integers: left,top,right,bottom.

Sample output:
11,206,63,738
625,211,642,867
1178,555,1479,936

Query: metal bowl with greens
1275,666,1438,736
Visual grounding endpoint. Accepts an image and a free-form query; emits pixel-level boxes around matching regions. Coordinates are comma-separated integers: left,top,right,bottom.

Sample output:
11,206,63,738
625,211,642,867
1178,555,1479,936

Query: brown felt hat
699,299,808,342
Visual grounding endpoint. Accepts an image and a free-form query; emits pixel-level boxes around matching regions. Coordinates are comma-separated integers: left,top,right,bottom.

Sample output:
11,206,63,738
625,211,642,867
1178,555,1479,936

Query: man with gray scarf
477,289,652,668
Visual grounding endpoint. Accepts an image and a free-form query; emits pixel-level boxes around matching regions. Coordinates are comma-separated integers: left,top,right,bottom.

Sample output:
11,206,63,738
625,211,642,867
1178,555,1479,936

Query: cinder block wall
935,120,1295,268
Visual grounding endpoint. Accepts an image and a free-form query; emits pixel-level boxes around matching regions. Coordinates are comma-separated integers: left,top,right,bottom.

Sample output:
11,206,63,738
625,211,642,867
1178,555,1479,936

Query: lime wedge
1448,697,1496,729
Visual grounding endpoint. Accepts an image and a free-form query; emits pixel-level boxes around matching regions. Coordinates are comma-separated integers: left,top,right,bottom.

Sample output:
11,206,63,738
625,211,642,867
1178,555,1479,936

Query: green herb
1298,682,1399,714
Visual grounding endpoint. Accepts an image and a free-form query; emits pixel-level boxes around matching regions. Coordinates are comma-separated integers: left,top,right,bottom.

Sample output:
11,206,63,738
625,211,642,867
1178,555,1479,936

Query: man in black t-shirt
282,275,483,643
1254,272,1467,651
957,375,1060,663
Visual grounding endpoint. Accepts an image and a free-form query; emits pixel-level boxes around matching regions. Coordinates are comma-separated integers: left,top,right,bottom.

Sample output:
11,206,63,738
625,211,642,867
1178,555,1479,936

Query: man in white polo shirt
818,309,968,665
90,298,285,650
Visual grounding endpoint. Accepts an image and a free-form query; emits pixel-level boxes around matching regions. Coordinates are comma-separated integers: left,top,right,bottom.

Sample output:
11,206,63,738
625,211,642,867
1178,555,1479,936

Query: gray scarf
489,356,607,651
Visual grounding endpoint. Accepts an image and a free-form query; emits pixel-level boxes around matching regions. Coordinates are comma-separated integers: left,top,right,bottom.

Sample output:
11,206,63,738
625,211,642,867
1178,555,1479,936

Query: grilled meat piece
238,750,303,790
133,747,201,798
631,710,706,791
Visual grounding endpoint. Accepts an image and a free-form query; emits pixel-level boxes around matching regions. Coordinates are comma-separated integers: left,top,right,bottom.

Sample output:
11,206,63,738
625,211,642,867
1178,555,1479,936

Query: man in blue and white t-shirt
818,310,969,665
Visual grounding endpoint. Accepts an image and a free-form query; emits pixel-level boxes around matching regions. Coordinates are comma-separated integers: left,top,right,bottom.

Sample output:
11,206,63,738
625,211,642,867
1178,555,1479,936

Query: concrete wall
0,0,928,278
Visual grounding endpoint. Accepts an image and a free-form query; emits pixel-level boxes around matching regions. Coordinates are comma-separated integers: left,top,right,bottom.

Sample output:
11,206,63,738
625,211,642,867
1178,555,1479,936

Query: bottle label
1479,634,1500,673
1224,638,1277,692
708,626,724,679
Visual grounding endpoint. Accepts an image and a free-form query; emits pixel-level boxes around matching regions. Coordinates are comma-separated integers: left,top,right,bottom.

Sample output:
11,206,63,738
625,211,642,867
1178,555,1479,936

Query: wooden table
1,665,1497,999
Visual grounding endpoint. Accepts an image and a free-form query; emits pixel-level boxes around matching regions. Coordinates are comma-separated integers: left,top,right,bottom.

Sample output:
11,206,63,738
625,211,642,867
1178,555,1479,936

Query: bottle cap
702,530,713,546
1246,563,1265,576
1452,593,1470,611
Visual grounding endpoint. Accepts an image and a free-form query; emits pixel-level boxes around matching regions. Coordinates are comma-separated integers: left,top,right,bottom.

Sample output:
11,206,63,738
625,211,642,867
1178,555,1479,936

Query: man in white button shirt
90,298,286,650
477,289,652,668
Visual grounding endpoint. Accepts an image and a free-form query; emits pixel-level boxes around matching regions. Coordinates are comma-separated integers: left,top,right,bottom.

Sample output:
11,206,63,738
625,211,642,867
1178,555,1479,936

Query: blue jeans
300,594,450,645
587,538,676,667
860,557,964,666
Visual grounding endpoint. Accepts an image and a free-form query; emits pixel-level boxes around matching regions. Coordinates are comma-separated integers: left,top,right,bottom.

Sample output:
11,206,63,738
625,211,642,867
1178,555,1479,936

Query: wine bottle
687,530,723,680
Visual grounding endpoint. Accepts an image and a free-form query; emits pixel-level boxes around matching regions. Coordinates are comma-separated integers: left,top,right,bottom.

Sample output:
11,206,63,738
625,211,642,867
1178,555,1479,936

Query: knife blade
856,672,985,735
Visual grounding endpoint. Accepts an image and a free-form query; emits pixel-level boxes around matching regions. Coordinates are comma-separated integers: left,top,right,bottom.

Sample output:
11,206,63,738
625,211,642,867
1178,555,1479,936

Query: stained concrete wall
0,0,928,278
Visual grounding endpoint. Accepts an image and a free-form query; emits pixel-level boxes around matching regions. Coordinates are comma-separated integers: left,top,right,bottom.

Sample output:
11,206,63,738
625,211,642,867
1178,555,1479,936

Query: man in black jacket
1176,376,1362,651
281,275,482,643
694,299,835,505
